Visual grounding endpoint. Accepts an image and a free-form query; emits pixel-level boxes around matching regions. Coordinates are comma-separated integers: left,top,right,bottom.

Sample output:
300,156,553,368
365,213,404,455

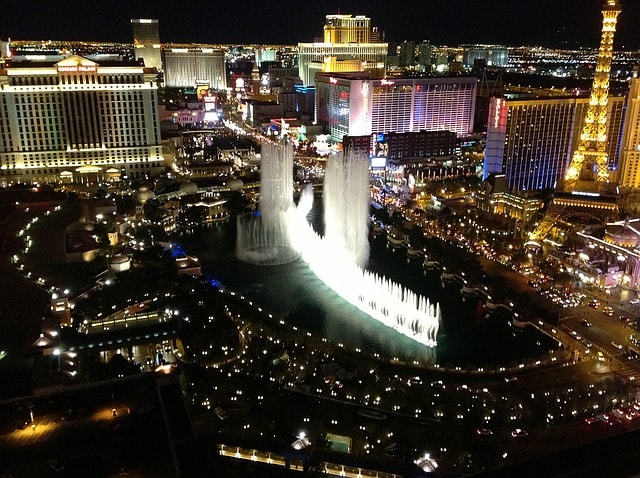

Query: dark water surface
176,217,557,367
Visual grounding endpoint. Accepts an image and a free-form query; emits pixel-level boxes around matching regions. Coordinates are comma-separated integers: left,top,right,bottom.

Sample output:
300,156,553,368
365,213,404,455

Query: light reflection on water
176,218,557,366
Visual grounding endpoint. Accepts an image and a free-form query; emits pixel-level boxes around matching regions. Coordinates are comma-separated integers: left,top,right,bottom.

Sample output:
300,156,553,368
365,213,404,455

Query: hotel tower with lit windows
298,14,388,87
0,55,164,186
315,72,476,142
484,92,625,192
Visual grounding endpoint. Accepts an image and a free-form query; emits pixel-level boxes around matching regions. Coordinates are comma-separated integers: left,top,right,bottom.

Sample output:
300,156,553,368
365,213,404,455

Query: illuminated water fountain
239,142,440,347
236,142,300,265
323,152,371,269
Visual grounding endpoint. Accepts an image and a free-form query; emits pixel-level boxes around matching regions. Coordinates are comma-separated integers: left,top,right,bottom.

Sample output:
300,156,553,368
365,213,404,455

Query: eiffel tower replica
527,0,622,247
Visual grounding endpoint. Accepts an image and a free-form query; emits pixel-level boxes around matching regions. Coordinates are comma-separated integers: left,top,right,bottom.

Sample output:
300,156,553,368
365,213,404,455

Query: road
477,254,640,380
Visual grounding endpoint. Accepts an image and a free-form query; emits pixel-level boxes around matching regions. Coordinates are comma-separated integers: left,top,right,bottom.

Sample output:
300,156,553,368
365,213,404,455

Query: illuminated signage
571,191,600,197
371,156,387,169
196,84,210,100
361,81,369,97
380,79,394,86
329,77,338,84
57,65,97,73
493,98,502,128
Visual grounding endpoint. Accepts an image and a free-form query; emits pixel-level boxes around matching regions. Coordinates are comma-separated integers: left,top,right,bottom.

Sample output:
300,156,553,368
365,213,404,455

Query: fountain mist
239,142,440,347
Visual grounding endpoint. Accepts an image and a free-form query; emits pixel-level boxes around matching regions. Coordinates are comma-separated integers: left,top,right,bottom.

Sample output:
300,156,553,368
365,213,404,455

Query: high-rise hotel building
298,14,388,86
315,72,476,142
0,55,164,186
484,90,625,192
619,76,640,188
163,48,227,90
131,19,162,71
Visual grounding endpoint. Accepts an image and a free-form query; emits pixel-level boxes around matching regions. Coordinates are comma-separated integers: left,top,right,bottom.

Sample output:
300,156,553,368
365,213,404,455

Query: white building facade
162,48,227,90
0,55,164,185
315,73,477,142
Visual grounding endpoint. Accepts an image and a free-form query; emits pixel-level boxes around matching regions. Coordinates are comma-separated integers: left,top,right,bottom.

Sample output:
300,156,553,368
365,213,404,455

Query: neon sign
57,65,97,73
493,98,502,129
329,77,338,84
380,79,394,86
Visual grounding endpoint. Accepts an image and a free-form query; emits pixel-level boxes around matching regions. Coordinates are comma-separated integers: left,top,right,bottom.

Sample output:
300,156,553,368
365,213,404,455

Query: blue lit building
484,91,625,192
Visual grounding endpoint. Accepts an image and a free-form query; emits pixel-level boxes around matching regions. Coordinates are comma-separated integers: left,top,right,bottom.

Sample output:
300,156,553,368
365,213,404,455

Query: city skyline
2,0,639,48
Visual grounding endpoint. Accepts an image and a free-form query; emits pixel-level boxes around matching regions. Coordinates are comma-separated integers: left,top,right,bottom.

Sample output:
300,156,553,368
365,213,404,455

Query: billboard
370,133,388,170
371,156,387,169
196,84,210,101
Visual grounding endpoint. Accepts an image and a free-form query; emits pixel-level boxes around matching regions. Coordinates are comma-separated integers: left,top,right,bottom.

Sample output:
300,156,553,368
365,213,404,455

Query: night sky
1,0,638,48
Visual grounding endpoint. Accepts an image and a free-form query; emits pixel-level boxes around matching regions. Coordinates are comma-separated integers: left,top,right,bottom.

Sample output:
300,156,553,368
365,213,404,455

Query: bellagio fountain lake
176,142,559,365
237,143,440,348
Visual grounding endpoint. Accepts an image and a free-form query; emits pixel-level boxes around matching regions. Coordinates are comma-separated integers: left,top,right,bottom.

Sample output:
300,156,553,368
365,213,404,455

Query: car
511,428,528,438
584,416,599,425
612,408,626,418
588,299,600,309
607,417,622,426
214,407,227,420
16,419,29,430
581,319,593,327
47,459,64,472
630,298,640,305
504,376,518,383
611,341,624,350
597,351,606,361
476,428,493,436
602,307,614,316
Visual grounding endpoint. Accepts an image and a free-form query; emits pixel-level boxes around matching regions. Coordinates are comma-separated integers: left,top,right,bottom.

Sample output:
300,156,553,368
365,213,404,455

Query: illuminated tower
251,62,260,94
562,0,621,192
298,14,387,86
526,1,621,247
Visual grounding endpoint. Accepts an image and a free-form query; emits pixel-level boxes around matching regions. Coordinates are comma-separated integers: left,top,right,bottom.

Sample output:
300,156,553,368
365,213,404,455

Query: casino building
298,14,388,87
483,90,625,192
315,72,476,142
162,48,227,90
0,55,164,186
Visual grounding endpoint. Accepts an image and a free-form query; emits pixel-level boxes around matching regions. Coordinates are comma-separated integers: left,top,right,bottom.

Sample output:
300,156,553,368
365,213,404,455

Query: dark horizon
1,0,639,49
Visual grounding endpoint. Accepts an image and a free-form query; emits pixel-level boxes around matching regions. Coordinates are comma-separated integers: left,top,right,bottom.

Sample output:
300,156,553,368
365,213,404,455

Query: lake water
175,210,558,367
